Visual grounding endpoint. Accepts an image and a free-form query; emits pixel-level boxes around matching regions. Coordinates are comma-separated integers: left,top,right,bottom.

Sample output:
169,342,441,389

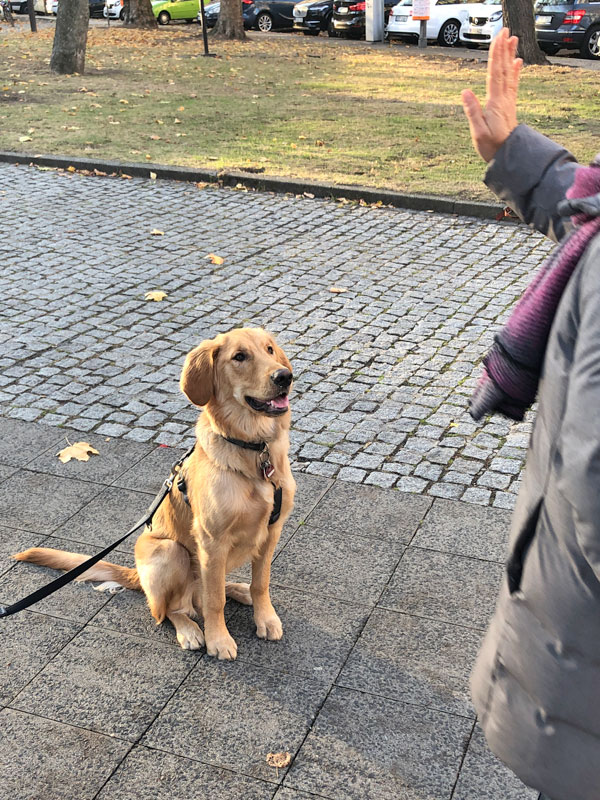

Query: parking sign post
365,0,384,41
412,0,429,47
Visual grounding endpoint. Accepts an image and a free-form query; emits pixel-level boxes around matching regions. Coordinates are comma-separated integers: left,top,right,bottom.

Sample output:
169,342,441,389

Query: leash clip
259,443,275,480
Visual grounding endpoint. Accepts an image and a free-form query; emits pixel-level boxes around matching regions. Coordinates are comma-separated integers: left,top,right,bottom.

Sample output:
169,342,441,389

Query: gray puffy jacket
471,124,600,800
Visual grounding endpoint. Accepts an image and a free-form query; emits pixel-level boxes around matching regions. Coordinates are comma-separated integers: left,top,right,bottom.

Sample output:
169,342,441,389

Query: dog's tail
13,547,141,591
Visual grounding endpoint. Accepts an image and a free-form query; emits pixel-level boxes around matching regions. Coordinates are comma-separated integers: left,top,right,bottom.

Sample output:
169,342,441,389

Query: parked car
459,0,502,46
198,0,255,27
386,0,470,45
333,0,395,37
245,0,297,30
10,0,29,12
88,0,106,15
51,0,57,12
293,0,334,34
153,0,199,23
104,0,125,18
535,0,600,58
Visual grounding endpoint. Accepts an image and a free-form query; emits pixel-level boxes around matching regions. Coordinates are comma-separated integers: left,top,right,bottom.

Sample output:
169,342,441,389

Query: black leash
0,445,195,620
1,434,284,620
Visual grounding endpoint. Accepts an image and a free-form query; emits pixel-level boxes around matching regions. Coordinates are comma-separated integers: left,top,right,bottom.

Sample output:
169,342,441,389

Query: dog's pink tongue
270,395,289,409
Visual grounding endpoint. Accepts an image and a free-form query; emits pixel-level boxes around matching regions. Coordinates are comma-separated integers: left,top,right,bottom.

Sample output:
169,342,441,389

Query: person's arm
485,124,578,243
461,29,578,243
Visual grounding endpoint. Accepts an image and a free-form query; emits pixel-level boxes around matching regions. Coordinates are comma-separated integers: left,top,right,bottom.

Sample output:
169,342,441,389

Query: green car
152,0,199,24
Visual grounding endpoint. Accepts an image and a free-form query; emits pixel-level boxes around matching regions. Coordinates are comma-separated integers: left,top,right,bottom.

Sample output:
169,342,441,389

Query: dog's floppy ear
180,340,218,407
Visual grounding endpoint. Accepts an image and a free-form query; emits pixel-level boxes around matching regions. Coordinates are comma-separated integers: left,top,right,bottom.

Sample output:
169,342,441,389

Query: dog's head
180,328,293,421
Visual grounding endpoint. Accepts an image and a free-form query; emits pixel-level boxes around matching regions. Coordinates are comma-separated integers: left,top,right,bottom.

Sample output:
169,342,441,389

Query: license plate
536,14,552,23
469,25,482,32
337,6,348,13
397,14,407,21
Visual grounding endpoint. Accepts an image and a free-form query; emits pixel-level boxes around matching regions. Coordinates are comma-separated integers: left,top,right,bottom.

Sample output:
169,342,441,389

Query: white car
386,0,471,46
104,0,124,18
459,0,501,47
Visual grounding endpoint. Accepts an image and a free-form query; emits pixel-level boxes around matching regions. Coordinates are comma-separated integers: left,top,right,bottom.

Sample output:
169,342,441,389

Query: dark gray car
535,0,600,58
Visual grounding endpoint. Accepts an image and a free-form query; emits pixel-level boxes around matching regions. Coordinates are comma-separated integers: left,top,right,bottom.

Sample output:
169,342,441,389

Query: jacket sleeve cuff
483,124,579,242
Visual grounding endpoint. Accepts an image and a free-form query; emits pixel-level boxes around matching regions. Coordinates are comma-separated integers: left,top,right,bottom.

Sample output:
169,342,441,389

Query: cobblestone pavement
0,163,554,508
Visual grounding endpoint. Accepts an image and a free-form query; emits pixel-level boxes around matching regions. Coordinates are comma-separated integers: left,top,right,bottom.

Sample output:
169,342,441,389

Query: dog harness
176,438,282,525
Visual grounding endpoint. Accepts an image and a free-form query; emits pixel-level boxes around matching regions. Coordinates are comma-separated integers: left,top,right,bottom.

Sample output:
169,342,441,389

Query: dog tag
261,460,275,480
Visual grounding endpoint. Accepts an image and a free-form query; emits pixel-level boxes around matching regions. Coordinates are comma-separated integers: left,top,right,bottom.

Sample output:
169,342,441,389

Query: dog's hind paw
176,622,205,651
225,582,252,605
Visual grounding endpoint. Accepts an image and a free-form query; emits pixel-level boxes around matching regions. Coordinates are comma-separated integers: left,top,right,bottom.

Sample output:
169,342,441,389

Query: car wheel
327,16,336,36
256,11,273,30
437,19,460,46
580,26,600,59
539,42,559,55
119,7,124,18
157,9,170,23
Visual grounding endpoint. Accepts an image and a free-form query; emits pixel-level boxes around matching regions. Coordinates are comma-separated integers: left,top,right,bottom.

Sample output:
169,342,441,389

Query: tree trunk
212,0,246,39
123,0,157,28
502,0,548,65
50,0,89,74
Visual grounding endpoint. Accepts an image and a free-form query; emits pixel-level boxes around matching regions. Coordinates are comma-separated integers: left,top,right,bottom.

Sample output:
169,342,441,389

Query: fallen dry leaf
329,286,348,294
150,228,164,236
206,253,224,265
149,171,157,180
19,135,32,142
56,441,99,464
145,290,167,301
266,751,291,771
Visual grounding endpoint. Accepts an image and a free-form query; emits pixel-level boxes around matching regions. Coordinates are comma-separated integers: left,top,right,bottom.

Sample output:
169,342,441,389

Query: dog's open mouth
245,393,290,416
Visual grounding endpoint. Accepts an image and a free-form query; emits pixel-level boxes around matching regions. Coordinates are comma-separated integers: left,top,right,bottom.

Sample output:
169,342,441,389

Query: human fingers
510,57,523,97
486,28,509,103
461,89,491,159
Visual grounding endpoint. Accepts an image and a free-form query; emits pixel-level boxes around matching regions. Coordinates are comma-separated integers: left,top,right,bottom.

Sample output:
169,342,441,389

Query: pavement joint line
449,719,478,799
0,149,515,221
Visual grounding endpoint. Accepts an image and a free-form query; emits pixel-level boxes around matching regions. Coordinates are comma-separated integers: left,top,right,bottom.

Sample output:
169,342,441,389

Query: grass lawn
1,25,599,200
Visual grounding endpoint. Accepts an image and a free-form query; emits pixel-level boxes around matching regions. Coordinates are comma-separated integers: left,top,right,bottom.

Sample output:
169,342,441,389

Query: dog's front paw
206,632,238,660
255,611,283,641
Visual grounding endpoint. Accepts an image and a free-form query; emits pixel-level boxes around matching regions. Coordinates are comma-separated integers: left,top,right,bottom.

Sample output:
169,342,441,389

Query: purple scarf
469,157,600,422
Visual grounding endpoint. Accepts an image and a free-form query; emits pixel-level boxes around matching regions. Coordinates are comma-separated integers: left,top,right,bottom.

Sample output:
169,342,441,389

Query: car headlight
488,10,502,21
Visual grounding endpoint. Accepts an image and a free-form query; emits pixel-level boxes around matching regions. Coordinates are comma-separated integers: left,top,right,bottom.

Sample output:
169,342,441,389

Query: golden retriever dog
14,327,296,660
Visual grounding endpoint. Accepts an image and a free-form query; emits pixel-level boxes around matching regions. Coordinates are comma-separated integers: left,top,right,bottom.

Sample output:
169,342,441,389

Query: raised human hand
461,28,523,163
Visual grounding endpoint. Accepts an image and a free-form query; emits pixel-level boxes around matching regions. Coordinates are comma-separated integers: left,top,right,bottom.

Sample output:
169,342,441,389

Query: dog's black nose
271,369,293,389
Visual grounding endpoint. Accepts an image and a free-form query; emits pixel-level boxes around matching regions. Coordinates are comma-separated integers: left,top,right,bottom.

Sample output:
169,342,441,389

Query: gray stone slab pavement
0,424,539,799
0,163,551,509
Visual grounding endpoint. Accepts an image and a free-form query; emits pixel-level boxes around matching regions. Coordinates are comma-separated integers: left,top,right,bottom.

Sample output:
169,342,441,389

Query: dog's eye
233,352,246,362
267,346,274,354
